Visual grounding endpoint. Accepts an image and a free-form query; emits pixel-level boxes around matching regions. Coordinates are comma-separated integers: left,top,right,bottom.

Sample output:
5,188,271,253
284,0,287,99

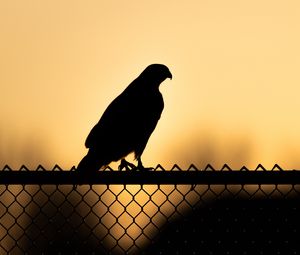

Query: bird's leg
118,159,136,171
135,157,154,171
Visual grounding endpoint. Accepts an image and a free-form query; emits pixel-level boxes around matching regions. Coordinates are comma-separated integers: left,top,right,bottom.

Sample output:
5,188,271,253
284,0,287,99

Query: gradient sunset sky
1,0,300,169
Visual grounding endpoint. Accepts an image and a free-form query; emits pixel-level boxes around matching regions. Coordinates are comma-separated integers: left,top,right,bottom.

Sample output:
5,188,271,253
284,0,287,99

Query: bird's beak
167,71,173,80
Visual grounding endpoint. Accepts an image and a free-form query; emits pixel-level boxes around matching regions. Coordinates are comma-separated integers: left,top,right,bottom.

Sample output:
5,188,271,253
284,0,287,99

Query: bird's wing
85,92,136,149
85,79,164,164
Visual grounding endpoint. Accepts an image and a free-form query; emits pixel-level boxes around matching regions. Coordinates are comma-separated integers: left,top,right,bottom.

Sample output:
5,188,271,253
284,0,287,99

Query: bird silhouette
77,64,172,174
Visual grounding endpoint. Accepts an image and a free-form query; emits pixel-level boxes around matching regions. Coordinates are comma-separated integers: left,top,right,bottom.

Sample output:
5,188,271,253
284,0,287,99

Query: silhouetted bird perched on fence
77,64,172,174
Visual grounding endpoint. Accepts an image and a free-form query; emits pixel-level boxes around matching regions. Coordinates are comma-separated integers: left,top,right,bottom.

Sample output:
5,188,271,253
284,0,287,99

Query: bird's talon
118,159,136,171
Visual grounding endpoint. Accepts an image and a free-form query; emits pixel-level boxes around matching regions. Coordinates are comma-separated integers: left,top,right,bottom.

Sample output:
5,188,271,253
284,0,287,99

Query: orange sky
1,0,300,169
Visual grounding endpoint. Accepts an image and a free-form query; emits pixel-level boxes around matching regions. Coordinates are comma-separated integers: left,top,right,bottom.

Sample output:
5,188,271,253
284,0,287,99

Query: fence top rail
0,168,300,184
0,163,289,172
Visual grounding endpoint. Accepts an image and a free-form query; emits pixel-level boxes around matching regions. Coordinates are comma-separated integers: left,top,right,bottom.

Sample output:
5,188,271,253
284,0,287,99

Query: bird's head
140,64,172,86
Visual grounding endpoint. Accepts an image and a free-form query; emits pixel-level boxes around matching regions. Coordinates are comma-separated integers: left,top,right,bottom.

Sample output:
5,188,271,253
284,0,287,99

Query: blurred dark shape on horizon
77,64,172,173
0,128,52,169
171,130,255,170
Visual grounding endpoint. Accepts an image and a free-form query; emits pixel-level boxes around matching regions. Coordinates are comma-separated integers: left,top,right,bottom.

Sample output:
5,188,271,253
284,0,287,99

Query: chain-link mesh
0,165,300,254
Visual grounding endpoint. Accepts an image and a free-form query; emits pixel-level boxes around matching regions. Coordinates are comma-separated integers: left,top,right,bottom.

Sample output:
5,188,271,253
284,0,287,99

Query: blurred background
1,0,300,170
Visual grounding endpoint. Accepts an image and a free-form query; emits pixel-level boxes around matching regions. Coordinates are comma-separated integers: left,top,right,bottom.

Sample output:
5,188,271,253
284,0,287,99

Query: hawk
77,64,172,173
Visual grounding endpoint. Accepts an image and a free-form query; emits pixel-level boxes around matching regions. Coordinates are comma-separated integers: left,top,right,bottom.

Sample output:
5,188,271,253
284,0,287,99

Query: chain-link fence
0,165,300,254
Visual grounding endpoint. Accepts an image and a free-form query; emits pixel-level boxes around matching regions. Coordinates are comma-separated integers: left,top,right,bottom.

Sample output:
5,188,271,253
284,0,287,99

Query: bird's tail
76,151,104,174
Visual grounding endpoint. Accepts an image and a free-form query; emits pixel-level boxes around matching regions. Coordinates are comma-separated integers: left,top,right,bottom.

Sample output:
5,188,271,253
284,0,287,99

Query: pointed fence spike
3,165,12,171
52,164,62,171
272,164,283,171
102,165,114,171
204,164,215,171
187,164,198,171
171,164,181,171
36,165,46,171
240,166,249,171
155,164,165,171
20,165,29,171
221,164,232,171
255,164,266,171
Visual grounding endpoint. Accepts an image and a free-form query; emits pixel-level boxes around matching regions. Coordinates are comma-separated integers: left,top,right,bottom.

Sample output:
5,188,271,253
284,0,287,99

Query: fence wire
0,165,300,254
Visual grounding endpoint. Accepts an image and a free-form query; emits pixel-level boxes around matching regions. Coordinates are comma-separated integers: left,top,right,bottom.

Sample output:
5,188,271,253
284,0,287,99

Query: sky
1,0,300,169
